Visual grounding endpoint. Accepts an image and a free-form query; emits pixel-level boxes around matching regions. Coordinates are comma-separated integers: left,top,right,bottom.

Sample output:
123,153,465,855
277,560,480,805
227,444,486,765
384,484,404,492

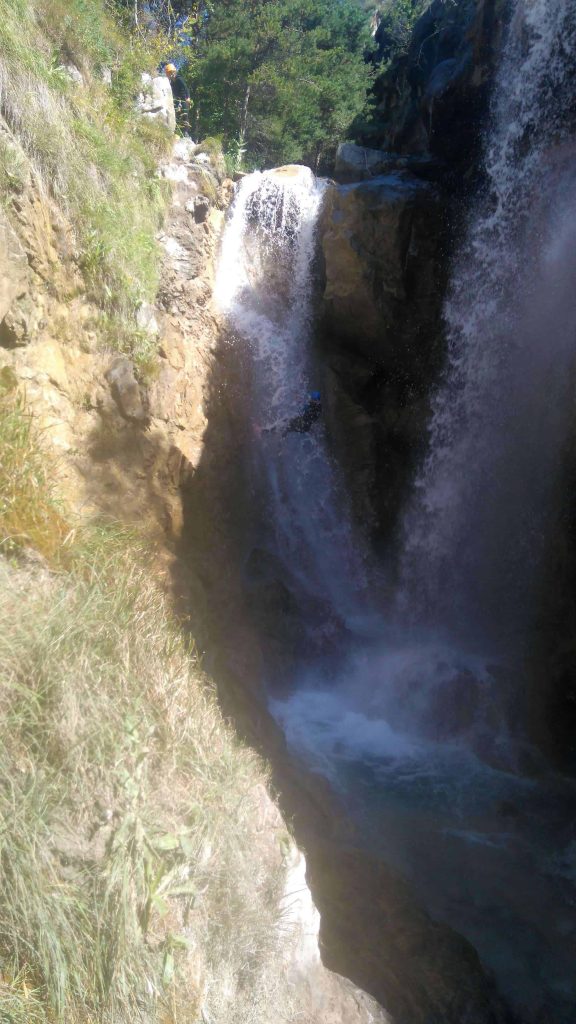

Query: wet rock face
320,173,443,361
318,172,446,538
367,0,508,183
306,843,513,1024
317,0,509,542
334,144,443,186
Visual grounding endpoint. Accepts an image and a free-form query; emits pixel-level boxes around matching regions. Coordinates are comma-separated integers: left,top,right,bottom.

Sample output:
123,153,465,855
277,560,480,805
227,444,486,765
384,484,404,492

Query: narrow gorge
2,0,576,1023
182,1,576,1022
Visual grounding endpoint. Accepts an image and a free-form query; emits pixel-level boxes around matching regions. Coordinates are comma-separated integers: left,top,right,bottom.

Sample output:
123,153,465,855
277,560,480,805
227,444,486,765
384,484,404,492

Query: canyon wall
318,0,576,769
0,124,395,1024
317,0,509,549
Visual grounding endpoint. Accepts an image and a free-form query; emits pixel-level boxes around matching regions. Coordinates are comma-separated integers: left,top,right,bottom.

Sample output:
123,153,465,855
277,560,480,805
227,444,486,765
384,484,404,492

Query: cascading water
215,7,576,1015
398,0,576,654
216,166,373,646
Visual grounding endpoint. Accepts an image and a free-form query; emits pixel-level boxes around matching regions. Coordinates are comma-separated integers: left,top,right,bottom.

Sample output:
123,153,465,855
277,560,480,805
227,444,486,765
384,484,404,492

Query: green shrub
195,135,223,157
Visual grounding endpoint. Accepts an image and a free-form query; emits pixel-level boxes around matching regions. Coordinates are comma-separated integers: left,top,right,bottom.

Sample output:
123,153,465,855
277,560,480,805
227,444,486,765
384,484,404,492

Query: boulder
137,74,176,133
105,357,146,422
0,210,29,329
318,172,445,539
320,171,443,363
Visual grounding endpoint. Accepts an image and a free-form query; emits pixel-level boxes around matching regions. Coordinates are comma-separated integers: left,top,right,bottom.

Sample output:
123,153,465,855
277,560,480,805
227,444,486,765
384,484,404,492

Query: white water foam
216,166,372,624
397,0,576,648
212,11,576,1018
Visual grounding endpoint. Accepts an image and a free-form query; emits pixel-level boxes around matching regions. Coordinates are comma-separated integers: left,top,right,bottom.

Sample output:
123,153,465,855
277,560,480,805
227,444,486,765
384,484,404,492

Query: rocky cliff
316,0,510,547
0,106,393,1022
366,0,508,184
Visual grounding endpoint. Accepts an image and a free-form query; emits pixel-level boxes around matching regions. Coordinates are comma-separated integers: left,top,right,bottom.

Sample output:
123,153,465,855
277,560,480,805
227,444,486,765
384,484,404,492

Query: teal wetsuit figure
260,392,322,437
282,392,322,435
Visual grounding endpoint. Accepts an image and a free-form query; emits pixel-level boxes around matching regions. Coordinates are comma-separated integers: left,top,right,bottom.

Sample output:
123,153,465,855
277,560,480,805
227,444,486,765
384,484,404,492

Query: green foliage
224,136,246,176
187,0,373,170
194,134,222,157
350,0,432,145
0,0,172,323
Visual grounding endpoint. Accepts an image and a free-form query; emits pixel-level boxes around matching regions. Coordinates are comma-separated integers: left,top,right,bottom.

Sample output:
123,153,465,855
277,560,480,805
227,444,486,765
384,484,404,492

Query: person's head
165,63,177,80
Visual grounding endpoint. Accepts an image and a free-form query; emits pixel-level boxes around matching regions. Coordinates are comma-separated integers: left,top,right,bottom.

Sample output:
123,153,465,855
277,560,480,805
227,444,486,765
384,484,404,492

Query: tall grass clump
0,382,70,561
0,0,173,339
0,400,296,1023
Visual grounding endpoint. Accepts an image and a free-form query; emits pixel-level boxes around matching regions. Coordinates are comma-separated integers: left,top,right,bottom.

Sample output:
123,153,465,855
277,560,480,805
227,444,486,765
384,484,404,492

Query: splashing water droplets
398,0,576,650
216,166,372,629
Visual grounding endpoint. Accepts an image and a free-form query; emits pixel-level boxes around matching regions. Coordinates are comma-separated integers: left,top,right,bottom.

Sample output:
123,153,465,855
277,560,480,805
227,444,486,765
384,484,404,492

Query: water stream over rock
214,5,576,1018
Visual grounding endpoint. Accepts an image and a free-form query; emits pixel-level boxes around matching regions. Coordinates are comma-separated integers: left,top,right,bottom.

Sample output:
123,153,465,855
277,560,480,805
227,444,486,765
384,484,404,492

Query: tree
112,0,209,39
187,0,373,170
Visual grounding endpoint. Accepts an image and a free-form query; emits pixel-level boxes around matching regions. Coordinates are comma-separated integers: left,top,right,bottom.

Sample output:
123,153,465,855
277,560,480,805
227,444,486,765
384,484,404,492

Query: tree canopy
120,0,373,170
192,0,373,169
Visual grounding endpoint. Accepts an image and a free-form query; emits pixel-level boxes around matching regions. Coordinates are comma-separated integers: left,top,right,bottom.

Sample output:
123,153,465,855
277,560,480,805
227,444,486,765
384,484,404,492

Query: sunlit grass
0,389,294,1024
0,0,172,365
0,386,70,562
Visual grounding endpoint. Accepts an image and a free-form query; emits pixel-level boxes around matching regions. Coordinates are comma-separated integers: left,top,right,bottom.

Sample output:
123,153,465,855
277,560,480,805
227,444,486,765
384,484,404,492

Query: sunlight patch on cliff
0,0,171,329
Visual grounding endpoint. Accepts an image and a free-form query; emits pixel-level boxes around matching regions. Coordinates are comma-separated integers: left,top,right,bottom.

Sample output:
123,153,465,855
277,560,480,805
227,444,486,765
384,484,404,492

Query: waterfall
398,0,576,651
211,7,576,1021
215,166,371,637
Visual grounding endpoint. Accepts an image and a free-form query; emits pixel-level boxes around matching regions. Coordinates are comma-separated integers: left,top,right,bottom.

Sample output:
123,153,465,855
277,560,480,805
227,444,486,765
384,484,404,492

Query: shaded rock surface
365,0,509,183
318,171,446,537
317,1,509,545
306,843,512,1024
105,357,146,422
320,174,443,360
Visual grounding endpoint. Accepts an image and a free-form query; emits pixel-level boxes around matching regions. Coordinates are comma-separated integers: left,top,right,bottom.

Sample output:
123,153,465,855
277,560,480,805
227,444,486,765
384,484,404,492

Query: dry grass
0,386,71,562
0,0,173,361
0,397,297,1024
